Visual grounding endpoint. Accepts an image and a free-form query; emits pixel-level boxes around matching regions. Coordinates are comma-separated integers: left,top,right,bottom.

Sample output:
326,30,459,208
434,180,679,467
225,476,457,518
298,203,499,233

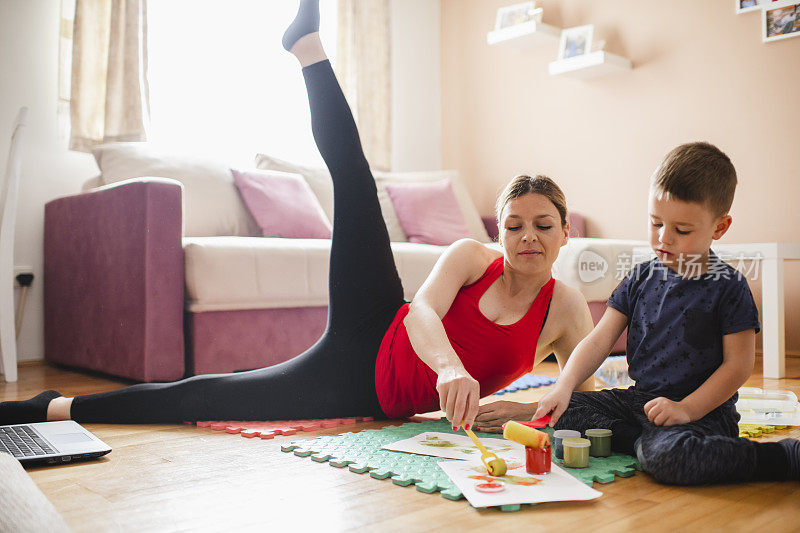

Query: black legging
72,60,403,423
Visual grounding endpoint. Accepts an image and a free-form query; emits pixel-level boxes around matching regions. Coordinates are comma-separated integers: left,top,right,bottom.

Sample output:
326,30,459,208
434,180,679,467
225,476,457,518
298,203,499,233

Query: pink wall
442,0,800,355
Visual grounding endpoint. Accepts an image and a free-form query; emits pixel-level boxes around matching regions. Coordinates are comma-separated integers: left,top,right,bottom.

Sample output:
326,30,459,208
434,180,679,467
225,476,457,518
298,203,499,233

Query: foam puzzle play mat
277,418,640,511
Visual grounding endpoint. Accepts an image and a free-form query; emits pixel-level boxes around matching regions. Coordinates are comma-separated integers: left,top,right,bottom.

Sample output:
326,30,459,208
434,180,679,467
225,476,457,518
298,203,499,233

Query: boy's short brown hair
650,142,737,217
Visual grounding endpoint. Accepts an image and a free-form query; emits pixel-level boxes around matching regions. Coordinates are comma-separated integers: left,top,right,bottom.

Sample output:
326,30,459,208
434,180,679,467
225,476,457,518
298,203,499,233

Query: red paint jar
525,443,551,474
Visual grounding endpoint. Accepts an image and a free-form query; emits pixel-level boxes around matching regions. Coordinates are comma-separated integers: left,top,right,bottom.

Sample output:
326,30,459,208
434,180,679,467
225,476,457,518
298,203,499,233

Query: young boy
534,142,800,484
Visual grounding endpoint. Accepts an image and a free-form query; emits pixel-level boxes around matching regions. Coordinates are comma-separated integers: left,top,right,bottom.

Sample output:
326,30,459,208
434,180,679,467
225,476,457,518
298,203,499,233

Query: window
147,1,338,167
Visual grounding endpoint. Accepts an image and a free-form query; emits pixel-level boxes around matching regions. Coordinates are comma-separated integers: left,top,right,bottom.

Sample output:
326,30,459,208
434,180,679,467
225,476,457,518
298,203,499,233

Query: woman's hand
474,401,537,433
532,384,573,426
643,397,692,426
436,367,480,430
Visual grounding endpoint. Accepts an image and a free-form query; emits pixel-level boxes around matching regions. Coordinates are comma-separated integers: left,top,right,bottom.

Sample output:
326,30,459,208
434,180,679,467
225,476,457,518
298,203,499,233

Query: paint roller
502,420,550,449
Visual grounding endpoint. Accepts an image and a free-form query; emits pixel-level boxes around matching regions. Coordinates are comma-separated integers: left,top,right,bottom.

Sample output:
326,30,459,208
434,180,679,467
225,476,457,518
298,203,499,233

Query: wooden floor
2,358,800,532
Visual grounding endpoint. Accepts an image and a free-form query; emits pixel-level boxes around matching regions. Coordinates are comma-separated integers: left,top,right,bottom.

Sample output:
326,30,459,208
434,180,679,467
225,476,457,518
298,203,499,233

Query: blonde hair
651,142,737,217
495,174,568,226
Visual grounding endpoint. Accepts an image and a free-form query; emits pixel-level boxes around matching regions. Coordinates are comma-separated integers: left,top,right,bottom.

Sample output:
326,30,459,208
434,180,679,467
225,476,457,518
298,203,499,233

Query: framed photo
495,2,543,31
737,0,769,14
762,0,800,42
558,25,594,60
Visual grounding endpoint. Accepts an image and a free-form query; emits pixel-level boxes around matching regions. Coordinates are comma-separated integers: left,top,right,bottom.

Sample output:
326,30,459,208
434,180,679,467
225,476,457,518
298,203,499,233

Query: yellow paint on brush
502,421,550,449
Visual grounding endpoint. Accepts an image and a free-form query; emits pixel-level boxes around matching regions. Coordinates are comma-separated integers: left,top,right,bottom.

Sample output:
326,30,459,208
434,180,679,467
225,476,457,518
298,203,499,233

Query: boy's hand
437,367,480,430
644,397,692,426
532,385,573,426
474,401,537,433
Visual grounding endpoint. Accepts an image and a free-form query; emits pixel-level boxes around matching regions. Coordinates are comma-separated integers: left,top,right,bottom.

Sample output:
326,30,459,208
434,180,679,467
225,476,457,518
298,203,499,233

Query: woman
1,0,594,432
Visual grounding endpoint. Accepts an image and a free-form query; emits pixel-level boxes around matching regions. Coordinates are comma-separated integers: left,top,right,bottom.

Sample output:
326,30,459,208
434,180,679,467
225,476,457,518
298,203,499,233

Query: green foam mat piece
280,418,640,511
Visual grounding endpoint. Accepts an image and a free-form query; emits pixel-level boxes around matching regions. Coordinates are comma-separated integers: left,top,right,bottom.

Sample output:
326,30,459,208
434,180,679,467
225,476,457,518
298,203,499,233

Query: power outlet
14,266,34,287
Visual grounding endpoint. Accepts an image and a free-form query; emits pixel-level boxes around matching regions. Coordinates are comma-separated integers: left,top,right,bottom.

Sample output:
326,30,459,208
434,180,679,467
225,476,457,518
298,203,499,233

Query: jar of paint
585,428,613,457
552,429,581,460
562,438,590,468
525,443,551,474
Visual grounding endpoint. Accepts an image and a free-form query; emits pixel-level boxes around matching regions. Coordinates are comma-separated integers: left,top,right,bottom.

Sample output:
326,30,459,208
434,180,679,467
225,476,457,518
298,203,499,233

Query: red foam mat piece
196,417,374,439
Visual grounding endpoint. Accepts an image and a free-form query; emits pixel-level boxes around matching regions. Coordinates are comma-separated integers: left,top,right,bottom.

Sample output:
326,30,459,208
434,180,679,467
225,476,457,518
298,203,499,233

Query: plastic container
737,387,798,412
525,443,551,474
736,387,800,425
562,438,590,468
585,428,612,457
594,355,634,388
552,429,581,460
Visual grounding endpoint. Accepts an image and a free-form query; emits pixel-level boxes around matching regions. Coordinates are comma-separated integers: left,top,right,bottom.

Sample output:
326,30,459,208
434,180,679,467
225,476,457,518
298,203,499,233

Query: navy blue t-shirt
607,252,760,402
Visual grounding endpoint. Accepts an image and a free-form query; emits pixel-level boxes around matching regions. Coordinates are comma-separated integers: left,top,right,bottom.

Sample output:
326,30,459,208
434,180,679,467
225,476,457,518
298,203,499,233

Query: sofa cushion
254,153,492,243
183,236,647,313
183,237,458,312
253,153,336,224
384,178,471,245
92,143,260,237
231,169,332,239
374,169,492,243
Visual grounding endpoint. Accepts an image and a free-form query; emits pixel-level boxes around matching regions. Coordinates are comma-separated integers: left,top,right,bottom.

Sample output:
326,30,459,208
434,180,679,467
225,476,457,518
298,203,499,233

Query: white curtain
336,0,392,171
60,0,150,152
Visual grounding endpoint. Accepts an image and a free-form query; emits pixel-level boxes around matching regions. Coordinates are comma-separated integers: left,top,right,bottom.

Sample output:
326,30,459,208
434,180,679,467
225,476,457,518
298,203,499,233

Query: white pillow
92,143,259,238
254,154,491,243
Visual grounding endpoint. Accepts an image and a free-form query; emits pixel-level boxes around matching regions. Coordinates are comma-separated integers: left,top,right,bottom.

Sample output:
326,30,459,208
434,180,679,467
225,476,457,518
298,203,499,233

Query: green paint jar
562,437,590,468
585,428,613,457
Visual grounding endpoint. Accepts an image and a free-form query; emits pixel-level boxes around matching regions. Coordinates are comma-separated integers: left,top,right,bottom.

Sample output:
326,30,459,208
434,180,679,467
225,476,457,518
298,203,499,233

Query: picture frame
736,0,781,14
737,0,766,14
558,25,594,60
762,0,800,42
494,2,543,31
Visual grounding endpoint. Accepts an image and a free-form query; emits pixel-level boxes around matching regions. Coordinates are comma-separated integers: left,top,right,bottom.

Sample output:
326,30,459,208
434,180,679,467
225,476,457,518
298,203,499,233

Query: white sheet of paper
381,432,525,462
438,459,602,508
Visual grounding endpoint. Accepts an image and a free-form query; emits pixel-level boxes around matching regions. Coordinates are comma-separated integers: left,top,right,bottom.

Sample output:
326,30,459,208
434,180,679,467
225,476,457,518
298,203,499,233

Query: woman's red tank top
374,256,556,418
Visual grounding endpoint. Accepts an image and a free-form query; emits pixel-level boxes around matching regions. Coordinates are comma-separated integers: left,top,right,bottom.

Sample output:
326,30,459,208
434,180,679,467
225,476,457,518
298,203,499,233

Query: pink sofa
45,185,629,382
44,145,636,382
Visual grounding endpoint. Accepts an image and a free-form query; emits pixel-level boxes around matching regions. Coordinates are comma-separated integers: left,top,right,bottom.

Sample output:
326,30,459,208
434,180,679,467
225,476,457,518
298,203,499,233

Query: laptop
0,420,111,466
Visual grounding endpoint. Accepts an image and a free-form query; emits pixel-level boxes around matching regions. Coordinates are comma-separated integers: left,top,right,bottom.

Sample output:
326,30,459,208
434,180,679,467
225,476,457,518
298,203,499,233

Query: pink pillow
384,178,472,245
231,169,332,239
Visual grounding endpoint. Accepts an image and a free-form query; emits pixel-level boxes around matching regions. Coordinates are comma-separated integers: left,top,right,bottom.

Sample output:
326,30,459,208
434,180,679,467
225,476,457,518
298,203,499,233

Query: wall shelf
548,51,632,79
486,21,561,49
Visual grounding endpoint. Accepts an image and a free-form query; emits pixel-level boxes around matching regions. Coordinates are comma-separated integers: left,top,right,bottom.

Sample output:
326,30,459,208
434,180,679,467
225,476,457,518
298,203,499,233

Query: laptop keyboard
0,425,56,458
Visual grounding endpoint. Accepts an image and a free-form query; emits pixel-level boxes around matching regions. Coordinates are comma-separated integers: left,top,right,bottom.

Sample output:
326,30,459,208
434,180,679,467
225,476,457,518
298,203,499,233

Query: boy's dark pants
554,388,786,485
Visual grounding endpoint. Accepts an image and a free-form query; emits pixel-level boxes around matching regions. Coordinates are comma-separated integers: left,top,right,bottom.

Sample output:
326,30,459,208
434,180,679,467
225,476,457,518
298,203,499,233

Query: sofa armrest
44,178,185,381
552,237,648,302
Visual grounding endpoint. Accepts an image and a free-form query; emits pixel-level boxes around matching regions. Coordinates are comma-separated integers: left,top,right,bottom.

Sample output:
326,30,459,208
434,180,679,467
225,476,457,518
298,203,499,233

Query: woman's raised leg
286,4,405,332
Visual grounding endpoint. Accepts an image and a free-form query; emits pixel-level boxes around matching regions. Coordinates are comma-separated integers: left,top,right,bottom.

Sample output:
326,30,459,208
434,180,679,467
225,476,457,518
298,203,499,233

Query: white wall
1,0,98,363
391,0,442,171
1,0,444,363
